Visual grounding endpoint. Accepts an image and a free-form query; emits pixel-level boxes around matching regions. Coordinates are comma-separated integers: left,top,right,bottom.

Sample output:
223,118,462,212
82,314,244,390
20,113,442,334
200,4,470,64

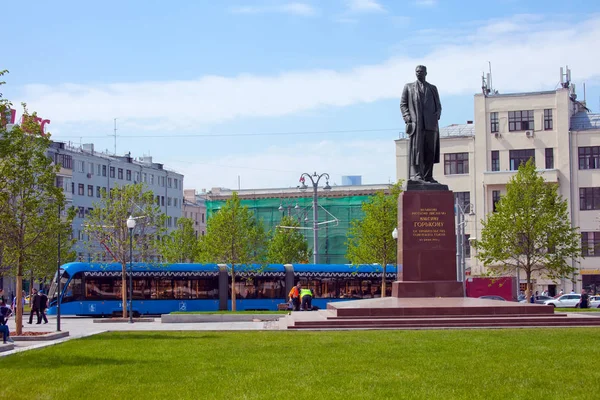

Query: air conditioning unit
525,130,534,138
86,173,92,178
494,132,501,138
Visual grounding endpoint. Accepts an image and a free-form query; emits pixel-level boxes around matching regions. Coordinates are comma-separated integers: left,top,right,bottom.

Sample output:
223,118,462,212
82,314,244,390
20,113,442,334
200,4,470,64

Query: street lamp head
126,215,136,230
392,227,398,240
299,183,308,191
294,203,299,209
323,181,332,190
278,204,283,211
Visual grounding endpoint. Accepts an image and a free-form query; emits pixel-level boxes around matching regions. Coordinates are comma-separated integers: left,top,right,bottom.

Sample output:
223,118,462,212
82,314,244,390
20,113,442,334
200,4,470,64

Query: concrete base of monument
392,280,464,298
283,297,600,329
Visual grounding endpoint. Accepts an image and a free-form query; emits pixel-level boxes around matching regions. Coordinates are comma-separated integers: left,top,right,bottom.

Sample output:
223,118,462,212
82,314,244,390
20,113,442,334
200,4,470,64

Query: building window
156,195,160,206
88,162,94,175
581,232,600,256
168,177,172,188
102,165,107,177
77,160,85,173
78,184,84,195
201,213,205,223
454,192,471,213
150,174,154,185
161,196,165,206
174,179,178,189
578,146,600,170
492,190,501,212
544,109,553,130
508,110,534,131
491,150,499,172
118,168,123,180
78,206,85,218
71,182,75,194
490,112,499,133
167,197,172,206
56,154,73,169
464,234,471,258
142,173,147,183
97,164,101,176
579,188,600,210
110,166,115,178
545,148,554,169
174,198,178,207
126,169,131,181
88,185,93,197
509,149,535,170
96,186,101,198
444,153,469,175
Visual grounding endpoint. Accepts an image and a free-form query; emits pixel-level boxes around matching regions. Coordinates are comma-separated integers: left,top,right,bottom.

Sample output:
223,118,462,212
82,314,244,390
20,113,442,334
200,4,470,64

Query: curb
11,331,70,341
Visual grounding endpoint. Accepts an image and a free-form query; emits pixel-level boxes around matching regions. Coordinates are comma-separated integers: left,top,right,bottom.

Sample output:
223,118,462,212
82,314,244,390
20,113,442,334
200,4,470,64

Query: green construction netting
205,195,373,264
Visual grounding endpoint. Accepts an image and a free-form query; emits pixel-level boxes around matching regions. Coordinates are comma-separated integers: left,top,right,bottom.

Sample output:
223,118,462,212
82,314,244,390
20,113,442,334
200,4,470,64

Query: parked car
519,295,554,304
588,295,600,308
479,295,506,301
544,294,581,308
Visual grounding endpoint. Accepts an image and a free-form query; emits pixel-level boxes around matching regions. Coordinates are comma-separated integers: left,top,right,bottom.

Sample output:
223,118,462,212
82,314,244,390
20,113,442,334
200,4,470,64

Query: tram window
63,274,84,302
196,279,219,299
234,277,285,299
133,278,149,299
174,280,193,299
341,280,363,298
150,279,174,299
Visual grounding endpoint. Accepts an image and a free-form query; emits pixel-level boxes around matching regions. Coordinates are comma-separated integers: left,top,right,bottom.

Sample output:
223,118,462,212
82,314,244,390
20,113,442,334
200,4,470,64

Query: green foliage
157,217,200,263
266,215,310,264
198,192,267,310
346,182,402,296
476,160,581,295
83,183,166,316
0,101,73,334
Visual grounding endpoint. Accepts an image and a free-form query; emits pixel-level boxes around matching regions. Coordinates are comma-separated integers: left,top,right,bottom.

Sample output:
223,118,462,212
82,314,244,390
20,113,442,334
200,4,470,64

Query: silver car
544,294,581,308
589,295,600,308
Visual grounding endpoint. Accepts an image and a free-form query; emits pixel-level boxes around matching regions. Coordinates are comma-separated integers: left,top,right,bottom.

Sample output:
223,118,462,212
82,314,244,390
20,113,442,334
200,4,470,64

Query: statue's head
415,65,427,82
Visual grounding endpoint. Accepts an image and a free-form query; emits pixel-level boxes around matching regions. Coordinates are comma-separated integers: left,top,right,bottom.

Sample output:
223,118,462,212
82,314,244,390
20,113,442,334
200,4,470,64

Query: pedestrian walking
28,289,40,324
38,290,49,324
578,289,589,309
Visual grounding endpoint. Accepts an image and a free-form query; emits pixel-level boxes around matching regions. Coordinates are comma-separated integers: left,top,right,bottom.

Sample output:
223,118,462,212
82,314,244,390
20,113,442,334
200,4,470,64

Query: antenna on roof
560,66,571,88
481,62,496,96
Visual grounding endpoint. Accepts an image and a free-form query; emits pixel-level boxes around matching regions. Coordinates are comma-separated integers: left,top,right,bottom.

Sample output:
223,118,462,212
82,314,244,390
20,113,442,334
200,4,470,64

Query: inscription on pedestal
411,207,448,244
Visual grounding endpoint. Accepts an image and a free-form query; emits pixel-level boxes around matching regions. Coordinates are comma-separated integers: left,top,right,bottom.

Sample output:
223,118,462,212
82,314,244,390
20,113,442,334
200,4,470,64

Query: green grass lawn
2,329,600,399
555,307,600,312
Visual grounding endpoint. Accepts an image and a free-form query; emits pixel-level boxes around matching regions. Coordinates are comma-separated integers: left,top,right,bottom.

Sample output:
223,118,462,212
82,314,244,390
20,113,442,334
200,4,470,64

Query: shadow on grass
7,355,147,369
84,333,222,341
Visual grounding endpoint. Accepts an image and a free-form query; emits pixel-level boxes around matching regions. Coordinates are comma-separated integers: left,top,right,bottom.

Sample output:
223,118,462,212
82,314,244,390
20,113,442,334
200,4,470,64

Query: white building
183,189,207,237
46,142,184,262
396,76,599,295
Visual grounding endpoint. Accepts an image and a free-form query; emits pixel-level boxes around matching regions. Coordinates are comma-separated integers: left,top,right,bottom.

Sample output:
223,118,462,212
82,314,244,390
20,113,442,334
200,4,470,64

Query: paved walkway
1,315,282,357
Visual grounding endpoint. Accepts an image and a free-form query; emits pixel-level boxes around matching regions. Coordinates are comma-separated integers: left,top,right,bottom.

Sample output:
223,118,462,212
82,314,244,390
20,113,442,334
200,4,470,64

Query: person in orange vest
288,283,302,311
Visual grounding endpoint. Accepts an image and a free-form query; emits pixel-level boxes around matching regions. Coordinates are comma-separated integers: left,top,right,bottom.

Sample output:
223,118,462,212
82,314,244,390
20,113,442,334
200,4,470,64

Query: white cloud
346,0,385,13
415,0,437,7
169,138,397,190
229,3,316,16
18,14,600,132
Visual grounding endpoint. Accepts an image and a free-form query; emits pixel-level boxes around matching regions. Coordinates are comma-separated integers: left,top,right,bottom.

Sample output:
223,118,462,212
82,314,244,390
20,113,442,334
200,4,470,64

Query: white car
544,294,581,308
589,295,600,308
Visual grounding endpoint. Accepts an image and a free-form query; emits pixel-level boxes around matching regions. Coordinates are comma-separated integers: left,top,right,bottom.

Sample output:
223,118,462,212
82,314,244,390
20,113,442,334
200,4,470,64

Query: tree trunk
121,262,127,318
15,274,23,335
231,266,236,312
381,263,387,298
525,269,532,302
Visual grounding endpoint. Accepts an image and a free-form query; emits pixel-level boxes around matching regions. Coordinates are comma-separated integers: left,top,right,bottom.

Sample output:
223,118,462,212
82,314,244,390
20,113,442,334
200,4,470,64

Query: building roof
205,183,392,200
440,124,475,137
571,112,600,131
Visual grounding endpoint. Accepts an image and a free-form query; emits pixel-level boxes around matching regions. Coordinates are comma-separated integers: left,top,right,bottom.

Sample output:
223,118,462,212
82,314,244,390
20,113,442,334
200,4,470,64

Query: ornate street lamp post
299,172,331,264
126,215,136,323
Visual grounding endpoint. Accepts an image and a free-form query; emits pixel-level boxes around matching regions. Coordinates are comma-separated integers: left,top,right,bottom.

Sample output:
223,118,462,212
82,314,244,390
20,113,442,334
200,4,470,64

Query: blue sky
3,0,600,190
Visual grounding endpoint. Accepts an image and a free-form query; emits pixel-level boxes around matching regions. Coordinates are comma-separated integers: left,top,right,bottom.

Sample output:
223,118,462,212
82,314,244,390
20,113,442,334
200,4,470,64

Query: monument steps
288,315,600,330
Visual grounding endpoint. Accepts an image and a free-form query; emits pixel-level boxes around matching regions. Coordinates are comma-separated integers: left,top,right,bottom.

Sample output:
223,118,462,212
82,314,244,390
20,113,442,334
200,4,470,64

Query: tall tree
266,215,310,264
476,160,582,298
199,192,266,311
83,183,165,317
346,182,402,297
0,102,71,334
157,217,199,263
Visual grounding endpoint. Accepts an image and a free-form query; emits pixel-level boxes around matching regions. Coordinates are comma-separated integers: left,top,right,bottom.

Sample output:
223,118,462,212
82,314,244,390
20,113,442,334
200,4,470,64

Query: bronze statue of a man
400,65,442,184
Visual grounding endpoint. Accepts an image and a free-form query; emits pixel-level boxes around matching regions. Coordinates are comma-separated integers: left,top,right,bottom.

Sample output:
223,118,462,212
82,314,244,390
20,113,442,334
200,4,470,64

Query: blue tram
46,262,397,316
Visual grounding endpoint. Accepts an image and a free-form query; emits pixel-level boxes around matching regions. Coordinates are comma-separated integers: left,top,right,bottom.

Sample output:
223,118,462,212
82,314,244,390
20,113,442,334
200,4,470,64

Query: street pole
57,204,61,332
299,172,331,265
129,227,133,323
